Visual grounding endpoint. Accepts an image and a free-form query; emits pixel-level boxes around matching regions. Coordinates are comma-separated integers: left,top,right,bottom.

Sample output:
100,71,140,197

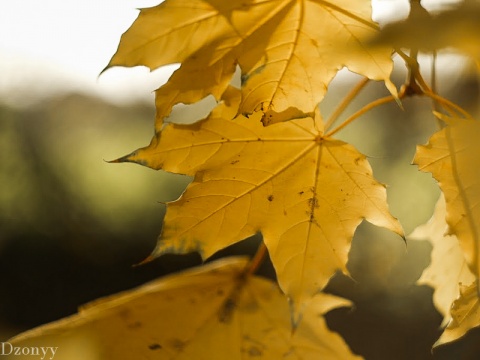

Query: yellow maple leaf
369,1,480,61
105,0,395,124
114,88,403,319
413,117,480,280
409,194,475,326
434,281,480,348
9,257,362,360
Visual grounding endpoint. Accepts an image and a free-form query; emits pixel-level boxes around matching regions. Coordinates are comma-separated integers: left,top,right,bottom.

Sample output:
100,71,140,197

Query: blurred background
1,0,480,359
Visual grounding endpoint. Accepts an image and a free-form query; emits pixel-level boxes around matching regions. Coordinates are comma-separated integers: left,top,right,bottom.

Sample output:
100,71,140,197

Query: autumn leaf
114,88,403,320
9,257,362,360
409,194,475,326
369,1,480,60
106,0,396,125
434,281,480,348
413,117,480,281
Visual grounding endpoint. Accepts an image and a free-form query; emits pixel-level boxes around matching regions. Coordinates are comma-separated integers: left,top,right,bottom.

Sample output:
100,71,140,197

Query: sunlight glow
0,0,167,106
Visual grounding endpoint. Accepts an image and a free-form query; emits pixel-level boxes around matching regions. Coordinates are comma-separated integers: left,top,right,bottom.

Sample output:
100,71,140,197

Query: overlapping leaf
106,0,396,124
434,281,480,348
409,194,475,326
414,117,480,280
10,257,362,360
115,88,403,318
370,1,480,60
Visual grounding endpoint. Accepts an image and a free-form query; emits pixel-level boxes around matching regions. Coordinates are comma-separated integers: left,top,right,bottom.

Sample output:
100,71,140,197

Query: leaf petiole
324,77,370,132
424,91,474,120
244,242,268,276
325,95,397,137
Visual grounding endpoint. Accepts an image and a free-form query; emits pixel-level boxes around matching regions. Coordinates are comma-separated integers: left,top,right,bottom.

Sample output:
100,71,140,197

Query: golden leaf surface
9,257,362,360
414,118,480,280
106,0,395,124
116,89,403,318
409,194,475,326
435,281,480,348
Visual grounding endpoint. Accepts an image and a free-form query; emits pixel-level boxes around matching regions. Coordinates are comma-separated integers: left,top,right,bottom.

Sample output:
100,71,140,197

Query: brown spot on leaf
126,321,142,329
248,346,262,356
218,297,236,323
148,343,162,351
169,338,185,351
267,195,274,202
308,197,319,208
307,197,320,223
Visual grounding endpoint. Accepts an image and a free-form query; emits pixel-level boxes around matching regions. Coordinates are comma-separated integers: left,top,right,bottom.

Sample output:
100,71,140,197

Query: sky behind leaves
0,0,166,105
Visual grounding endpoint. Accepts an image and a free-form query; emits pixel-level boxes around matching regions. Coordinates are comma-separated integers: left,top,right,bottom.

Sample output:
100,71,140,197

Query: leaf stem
430,52,438,108
396,48,432,94
325,95,397,137
430,52,445,129
414,70,432,94
397,48,472,120
324,77,370,132
244,242,268,276
424,91,474,120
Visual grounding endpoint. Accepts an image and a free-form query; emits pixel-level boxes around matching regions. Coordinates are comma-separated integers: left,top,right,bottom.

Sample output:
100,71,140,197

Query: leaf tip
133,254,156,267
288,297,306,332
98,63,111,78
106,156,126,164
98,57,120,78
107,151,147,166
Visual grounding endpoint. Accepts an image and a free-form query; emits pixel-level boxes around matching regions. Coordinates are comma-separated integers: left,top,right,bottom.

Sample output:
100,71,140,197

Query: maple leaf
413,116,480,281
106,0,396,125
369,1,480,60
409,194,475,326
114,88,403,319
9,257,362,360
434,281,480,348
